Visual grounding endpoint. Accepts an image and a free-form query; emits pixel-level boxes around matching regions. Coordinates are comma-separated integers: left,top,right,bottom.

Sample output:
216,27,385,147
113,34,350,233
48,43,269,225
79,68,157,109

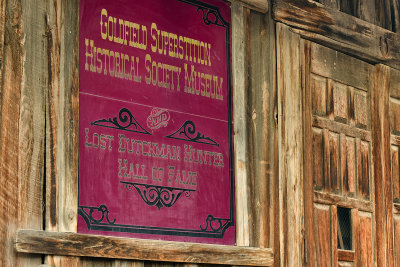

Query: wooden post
248,7,277,251
232,1,251,247
371,64,394,267
44,0,80,266
0,0,47,266
276,23,304,266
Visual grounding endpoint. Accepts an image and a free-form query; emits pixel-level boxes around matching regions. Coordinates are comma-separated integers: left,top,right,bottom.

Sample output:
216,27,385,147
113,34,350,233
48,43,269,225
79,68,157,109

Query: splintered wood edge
15,230,274,266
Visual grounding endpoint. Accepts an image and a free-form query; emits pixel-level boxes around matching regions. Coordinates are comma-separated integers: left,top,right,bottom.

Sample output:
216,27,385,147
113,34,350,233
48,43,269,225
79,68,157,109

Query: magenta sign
78,0,234,245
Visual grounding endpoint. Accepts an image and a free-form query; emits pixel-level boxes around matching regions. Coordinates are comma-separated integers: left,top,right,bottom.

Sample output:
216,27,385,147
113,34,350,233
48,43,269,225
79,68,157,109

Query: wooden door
303,42,376,267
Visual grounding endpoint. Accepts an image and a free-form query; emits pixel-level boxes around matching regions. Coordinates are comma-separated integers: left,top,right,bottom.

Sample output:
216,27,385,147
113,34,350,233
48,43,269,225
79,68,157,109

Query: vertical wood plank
0,0,46,265
17,0,48,266
329,132,340,193
389,98,400,134
277,23,304,266
374,0,393,30
392,146,400,202
232,1,250,247
0,0,23,265
313,128,324,190
248,7,277,250
352,209,360,267
319,0,339,9
331,206,338,267
358,0,376,24
391,0,400,32
354,90,368,129
314,204,331,267
303,39,317,266
356,211,373,267
339,0,359,17
323,129,331,192
341,135,356,196
361,141,371,198
44,0,80,266
393,215,400,267
248,9,267,248
0,0,6,88
331,80,348,123
371,64,394,267
346,137,356,196
311,74,328,116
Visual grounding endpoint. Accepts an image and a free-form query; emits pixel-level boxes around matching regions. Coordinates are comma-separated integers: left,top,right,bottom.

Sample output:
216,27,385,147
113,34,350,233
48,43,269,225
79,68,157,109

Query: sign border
78,0,234,239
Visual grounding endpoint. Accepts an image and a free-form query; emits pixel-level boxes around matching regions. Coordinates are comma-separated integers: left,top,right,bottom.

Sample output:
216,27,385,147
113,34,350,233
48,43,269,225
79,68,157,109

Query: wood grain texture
16,0,48,265
232,1,250,247
314,204,331,267
15,230,274,266
331,206,338,267
227,0,268,13
352,209,360,267
392,0,400,33
389,68,400,98
0,0,46,266
358,0,376,24
374,0,393,30
313,191,373,212
277,23,304,266
337,250,355,262
0,0,23,265
273,0,400,71
310,43,372,91
356,211,373,267
0,0,6,88
248,8,277,251
303,39,317,266
44,0,80,266
371,64,394,267
391,146,400,202
394,214,400,266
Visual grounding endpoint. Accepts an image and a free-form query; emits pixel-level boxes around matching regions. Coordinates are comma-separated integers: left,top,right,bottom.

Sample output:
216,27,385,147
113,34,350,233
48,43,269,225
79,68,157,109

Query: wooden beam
313,191,374,212
273,0,400,71
15,230,274,266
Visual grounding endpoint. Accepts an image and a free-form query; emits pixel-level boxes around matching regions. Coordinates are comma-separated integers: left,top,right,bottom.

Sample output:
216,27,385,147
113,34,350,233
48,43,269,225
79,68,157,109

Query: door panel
305,42,375,267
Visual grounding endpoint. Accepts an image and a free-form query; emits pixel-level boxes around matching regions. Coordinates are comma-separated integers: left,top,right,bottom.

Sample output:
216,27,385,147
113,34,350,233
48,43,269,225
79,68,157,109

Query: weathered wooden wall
316,0,400,31
0,0,278,266
2,0,400,266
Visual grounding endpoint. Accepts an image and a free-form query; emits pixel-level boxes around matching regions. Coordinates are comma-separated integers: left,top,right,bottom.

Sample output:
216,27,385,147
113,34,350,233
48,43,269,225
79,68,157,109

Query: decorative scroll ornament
200,215,230,233
197,6,228,27
91,108,151,135
121,181,195,210
166,120,219,146
78,205,116,225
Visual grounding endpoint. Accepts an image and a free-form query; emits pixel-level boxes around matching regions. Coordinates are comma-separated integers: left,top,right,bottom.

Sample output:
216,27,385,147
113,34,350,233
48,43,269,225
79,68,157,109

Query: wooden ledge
15,230,274,266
